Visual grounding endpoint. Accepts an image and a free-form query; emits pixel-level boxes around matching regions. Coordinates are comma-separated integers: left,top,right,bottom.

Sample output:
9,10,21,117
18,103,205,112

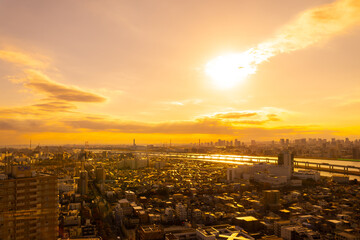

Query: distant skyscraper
133,139,137,149
79,170,88,195
0,166,58,240
95,166,106,184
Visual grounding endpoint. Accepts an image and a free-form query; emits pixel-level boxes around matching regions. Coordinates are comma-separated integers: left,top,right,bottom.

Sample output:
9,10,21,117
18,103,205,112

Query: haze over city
1,0,360,145
3,1,360,240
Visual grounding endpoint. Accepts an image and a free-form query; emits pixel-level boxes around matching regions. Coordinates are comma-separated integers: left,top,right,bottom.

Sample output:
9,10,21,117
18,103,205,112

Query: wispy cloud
0,50,48,68
164,99,203,106
205,108,286,125
169,101,184,106
212,112,258,119
207,0,360,85
60,108,285,134
0,118,67,132
0,101,77,117
267,0,360,53
63,118,232,134
0,47,107,105
21,70,106,103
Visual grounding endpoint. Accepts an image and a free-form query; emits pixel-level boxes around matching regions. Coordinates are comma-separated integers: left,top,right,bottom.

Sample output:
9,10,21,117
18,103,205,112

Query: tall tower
79,170,89,196
133,139,137,150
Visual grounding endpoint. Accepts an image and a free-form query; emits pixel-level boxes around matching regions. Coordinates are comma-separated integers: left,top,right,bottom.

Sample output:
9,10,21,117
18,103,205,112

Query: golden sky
1,0,360,145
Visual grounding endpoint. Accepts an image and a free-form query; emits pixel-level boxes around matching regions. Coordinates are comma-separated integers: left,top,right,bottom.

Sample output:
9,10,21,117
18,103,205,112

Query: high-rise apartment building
277,151,294,173
78,170,88,196
0,165,58,240
175,203,187,221
95,166,105,184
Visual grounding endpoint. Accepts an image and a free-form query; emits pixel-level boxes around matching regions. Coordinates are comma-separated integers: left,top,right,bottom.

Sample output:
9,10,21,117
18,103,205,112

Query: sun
205,52,257,89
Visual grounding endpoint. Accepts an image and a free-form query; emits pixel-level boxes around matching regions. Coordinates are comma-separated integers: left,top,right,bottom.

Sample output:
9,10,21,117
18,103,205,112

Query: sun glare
205,52,257,89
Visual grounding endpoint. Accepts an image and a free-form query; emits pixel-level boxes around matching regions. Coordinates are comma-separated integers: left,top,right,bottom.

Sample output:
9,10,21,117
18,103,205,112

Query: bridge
138,152,360,177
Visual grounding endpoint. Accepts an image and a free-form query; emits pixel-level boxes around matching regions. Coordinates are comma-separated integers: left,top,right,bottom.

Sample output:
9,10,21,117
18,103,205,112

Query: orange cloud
0,119,67,133
0,107,285,133
213,112,258,119
207,0,360,87
267,0,360,52
22,70,106,103
0,50,48,68
207,109,284,125
0,101,76,117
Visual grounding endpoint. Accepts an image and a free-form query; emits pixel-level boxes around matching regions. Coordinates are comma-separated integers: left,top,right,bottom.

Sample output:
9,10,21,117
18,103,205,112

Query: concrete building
175,203,187,221
0,166,59,240
332,175,350,183
281,225,320,240
136,225,164,240
95,166,106,184
125,190,137,202
234,216,262,233
292,170,320,181
78,170,88,196
196,225,253,240
335,232,360,240
227,151,296,185
263,190,281,209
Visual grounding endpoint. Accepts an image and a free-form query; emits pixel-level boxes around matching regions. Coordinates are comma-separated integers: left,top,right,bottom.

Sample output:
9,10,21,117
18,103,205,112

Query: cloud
206,109,284,125
0,119,67,132
164,99,203,106
207,0,360,85
0,50,48,68
267,113,281,121
33,101,77,112
58,108,283,134
235,126,334,139
62,117,233,134
264,0,360,54
231,120,271,125
22,70,106,103
170,101,184,106
0,108,334,141
0,48,107,103
48,116,330,139
0,101,77,118
213,112,258,119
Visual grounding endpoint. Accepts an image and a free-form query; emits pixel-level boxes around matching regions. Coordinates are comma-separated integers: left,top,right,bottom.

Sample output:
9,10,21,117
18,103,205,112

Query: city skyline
1,0,360,145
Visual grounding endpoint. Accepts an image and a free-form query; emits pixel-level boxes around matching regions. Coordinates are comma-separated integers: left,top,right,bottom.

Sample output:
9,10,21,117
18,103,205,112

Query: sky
0,0,360,145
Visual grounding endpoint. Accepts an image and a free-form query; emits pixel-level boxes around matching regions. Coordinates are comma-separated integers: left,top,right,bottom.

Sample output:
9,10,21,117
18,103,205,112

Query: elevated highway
140,152,360,177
